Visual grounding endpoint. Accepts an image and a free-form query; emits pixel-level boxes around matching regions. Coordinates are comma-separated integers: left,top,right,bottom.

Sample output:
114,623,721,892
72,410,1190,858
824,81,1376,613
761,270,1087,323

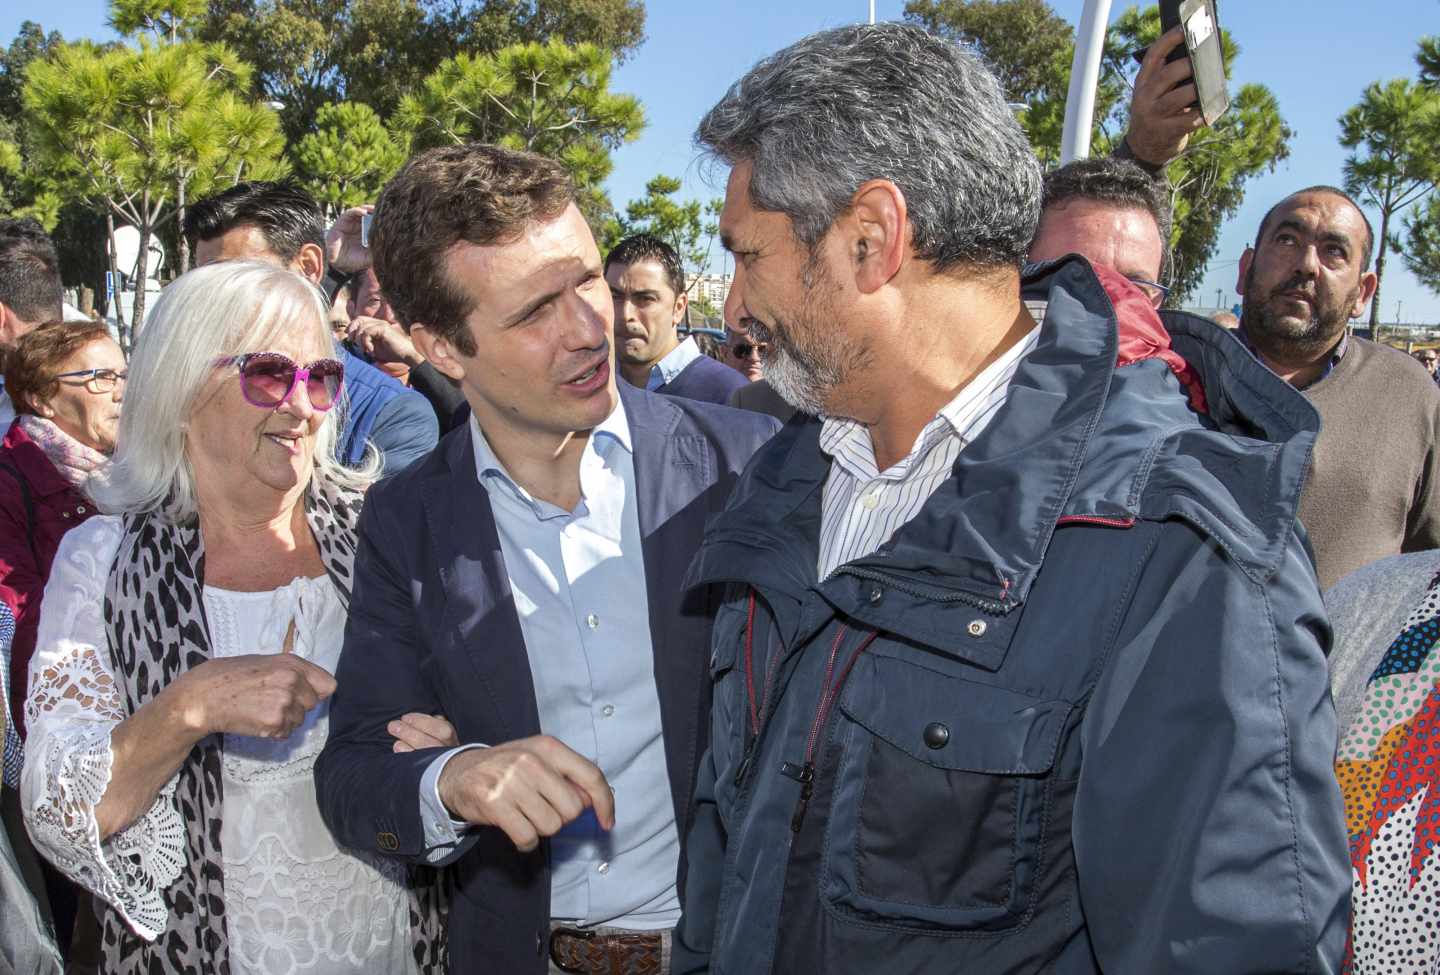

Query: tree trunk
1370,205,1391,338
105,210,127,352
133,194,152,338
176,177,190,275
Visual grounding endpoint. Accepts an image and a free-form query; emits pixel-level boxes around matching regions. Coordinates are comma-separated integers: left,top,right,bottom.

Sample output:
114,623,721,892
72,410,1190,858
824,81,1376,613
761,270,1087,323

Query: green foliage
21,9,286,339
1402,194,1440,294
110,0,209,42
1419,36,1440,91
904,0,1074,106
295,101,405,214
197,0,645,146
1339,78,1440,328
395,39,643,219
904,1,1290,304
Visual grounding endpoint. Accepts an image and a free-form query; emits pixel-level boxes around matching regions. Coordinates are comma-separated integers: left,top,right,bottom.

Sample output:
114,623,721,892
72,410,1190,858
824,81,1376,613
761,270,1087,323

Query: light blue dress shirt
417,396,681,930
645,336,703,391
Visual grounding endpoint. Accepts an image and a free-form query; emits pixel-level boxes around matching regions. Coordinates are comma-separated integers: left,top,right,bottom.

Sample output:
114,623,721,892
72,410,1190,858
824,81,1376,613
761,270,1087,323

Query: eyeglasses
1125,276,1170,308
214,352,345,412
729,341,769,359
53,368,128,394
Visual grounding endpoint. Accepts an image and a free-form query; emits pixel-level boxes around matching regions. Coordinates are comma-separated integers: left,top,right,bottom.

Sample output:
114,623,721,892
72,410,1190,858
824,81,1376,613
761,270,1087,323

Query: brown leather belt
548,925,664,974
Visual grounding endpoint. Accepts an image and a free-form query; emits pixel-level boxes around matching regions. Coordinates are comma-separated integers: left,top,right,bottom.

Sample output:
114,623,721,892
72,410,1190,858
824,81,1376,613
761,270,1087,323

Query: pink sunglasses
214,352,345,412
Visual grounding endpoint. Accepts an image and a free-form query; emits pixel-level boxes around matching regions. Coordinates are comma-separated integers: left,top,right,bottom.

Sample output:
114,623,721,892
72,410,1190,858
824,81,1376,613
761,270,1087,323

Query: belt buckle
548,925,596,974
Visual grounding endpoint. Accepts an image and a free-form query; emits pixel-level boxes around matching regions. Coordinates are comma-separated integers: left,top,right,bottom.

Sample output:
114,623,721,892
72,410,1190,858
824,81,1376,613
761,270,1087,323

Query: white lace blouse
20,515,415,975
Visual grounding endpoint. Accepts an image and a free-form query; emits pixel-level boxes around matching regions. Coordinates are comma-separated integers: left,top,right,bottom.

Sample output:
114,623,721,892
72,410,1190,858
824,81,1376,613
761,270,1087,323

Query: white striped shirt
817,323,1042,579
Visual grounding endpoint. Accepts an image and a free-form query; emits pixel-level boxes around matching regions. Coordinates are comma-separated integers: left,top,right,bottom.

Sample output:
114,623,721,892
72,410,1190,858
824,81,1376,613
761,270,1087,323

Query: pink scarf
17,415,106,490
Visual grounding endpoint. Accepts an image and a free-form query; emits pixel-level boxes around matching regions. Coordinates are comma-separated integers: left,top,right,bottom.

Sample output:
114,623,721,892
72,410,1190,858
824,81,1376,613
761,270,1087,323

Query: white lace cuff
22,643,186,941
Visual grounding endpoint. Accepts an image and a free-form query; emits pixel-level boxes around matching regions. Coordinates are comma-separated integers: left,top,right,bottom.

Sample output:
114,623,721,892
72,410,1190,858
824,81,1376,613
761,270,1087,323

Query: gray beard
747,318,840,417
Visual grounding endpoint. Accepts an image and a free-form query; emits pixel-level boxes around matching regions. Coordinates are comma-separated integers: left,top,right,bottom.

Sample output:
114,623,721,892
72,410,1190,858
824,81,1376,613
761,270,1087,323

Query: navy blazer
314,383,778,975
655,354,748,406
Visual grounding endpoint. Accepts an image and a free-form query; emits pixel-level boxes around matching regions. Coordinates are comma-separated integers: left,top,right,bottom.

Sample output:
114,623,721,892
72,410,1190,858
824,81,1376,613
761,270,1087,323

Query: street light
1060,0,1114,163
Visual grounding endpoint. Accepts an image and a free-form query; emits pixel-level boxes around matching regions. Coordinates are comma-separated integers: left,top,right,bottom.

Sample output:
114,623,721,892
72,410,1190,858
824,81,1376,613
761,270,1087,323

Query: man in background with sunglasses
185,182,439,476
725,326,797,425
314,144,778,975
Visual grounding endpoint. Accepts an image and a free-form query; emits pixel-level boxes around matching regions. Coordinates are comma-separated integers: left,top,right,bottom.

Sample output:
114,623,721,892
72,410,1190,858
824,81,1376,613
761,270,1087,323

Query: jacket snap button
923,722,950,749
967,619,987,637
76,505,87,514
868,586,883,603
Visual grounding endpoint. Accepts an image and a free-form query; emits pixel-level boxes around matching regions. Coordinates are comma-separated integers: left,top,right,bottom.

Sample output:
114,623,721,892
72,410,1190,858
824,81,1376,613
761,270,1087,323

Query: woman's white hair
91,260,378,522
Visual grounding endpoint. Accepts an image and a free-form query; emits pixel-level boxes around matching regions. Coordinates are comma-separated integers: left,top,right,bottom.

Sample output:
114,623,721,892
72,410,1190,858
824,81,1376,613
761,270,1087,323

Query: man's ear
1236,247,1255,297
410,324,465,382
293,242,325,285
1352,270,1379,319
0,302,15,346
672,290,688,327
847,179,907,295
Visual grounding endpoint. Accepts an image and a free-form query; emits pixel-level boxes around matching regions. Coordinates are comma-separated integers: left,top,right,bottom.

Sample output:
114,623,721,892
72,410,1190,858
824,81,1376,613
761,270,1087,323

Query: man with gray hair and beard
673,23,1348,975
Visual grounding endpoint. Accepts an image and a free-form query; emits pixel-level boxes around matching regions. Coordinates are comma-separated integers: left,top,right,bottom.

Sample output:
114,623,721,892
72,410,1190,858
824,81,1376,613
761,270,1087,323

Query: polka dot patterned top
1336,570,1440,974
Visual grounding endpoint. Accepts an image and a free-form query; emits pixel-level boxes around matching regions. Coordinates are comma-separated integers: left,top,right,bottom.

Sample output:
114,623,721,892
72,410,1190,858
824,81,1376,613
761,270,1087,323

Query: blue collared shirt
646,336,703,391
417,396,681,929
1236,327,1348,391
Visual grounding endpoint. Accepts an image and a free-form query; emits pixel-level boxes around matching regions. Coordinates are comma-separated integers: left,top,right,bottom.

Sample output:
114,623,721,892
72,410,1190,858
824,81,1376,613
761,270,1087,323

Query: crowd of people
0,19,1436,975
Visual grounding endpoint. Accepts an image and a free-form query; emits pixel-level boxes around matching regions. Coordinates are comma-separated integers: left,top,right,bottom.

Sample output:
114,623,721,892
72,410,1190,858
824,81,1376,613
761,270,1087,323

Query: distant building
690,273,732,310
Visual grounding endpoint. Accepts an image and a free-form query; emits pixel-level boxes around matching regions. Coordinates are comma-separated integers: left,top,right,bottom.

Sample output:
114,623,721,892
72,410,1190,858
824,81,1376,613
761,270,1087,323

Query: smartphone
1134,0,1230,125
360,212,373,249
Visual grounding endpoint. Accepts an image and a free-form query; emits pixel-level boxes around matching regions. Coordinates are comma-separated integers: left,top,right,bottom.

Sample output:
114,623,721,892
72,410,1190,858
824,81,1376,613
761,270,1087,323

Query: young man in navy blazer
313,144,779,975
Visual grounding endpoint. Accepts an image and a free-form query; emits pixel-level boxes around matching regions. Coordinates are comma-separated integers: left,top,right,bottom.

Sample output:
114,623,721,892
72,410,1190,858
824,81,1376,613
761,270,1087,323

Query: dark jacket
0,420,96,737
337,349,439,474
657,355,748,406
726,378,797,425
673,258,1350,974
314,384,779,975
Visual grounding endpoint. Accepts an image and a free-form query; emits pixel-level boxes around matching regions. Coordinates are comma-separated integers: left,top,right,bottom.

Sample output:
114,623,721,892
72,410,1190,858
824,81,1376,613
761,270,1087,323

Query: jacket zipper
838,566,1011,615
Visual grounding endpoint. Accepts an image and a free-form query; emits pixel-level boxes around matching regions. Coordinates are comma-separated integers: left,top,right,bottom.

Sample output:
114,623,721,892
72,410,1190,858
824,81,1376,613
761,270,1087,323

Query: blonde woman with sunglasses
19,262,448,975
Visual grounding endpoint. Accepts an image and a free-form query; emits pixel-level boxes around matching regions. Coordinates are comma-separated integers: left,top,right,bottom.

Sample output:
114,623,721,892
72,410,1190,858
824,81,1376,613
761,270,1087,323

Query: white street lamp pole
869,1,876,24
1059,0,1114,163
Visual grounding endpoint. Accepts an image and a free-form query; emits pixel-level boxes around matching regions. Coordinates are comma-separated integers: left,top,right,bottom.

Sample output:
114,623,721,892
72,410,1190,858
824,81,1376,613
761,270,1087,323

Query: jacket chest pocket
821,652,1071,934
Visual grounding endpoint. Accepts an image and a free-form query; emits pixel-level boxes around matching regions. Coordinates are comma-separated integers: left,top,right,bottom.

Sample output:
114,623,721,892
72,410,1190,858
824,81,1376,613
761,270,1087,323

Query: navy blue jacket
313,383,778,974
672,257,1350,974
337,349,438,474
657,355,748,406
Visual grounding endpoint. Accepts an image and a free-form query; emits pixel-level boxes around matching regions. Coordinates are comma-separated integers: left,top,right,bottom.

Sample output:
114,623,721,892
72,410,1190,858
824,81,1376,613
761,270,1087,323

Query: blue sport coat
313,382,778,975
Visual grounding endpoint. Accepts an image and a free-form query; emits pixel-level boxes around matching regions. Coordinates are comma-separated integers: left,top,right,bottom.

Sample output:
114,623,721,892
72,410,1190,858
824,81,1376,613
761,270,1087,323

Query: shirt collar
1235,326,1348,391
647,335,702,390
819,324,1039,481
469,391,632,512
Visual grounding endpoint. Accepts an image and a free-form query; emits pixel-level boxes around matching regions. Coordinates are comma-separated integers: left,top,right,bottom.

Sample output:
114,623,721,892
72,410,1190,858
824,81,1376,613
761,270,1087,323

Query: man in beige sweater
1237,186,1440,588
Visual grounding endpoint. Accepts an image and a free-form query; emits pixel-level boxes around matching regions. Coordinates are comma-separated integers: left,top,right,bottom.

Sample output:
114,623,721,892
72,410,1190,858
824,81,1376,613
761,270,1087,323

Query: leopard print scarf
100,474,447,974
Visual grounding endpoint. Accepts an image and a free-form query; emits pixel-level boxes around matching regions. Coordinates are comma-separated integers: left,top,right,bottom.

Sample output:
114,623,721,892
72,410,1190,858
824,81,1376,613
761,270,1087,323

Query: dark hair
183,182,325,263
0,218,64,328
696,22,1040,271
1254,185,1375,271
1040,157,1173,281
372,144,575,357
604,234,686,297
2,319,113,415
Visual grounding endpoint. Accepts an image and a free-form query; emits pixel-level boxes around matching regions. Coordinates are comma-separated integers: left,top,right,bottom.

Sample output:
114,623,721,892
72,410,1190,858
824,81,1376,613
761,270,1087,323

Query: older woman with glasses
0,320,125,745
20,261,446,974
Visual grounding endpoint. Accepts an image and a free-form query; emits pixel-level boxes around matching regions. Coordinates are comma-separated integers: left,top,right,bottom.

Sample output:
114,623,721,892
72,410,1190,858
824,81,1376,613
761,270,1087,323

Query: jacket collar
687,257,1316,657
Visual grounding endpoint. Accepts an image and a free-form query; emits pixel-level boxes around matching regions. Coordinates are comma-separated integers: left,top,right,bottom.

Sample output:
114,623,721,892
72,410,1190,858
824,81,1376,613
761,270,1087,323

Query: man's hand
437,735,615,852
389,712,459,752
326,205,375,275
346,316,422,368
1123,26,1205,168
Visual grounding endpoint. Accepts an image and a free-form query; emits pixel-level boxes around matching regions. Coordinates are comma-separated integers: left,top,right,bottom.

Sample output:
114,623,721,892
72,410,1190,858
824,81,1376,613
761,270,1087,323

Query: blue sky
7,0,1440,320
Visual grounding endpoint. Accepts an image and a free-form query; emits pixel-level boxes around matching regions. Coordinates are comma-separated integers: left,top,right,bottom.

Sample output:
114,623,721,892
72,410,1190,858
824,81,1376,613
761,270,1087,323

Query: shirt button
597,861,610,874
586,613,600,629
860,491,880,510
601,704,615,718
